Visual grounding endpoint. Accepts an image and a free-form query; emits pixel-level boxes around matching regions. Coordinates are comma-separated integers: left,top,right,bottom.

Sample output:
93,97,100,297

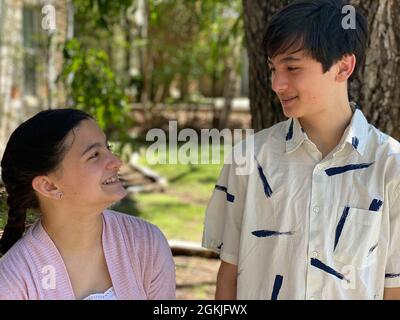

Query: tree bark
242,0,291,132
349,0,400,139
243,0,400,140
0,0,23,172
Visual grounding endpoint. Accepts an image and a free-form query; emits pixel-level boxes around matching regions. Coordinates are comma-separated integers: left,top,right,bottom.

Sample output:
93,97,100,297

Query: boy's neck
298,101,354,159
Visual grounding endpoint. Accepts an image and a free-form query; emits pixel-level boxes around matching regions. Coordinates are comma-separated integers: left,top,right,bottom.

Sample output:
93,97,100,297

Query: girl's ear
32,176,61,200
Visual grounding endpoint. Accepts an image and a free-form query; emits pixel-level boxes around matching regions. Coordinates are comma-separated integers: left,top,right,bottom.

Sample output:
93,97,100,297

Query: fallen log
169,239,219,259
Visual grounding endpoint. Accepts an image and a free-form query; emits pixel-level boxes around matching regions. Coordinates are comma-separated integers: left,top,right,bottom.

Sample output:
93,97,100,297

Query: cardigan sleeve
0,250,29,300
145,224,176,300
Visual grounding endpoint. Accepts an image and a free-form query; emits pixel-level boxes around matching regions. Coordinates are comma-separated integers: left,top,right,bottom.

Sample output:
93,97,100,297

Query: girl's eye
288,67,300,72
89,152,99,160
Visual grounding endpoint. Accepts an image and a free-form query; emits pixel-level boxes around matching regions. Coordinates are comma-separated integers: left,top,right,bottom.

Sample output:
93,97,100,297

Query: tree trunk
242,0,291,132
243,0,400,140
0,0,23,173
349,0,400,139
218,36,242,129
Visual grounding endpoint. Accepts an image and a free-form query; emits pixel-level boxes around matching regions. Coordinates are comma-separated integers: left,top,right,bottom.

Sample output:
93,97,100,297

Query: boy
202,0,400,299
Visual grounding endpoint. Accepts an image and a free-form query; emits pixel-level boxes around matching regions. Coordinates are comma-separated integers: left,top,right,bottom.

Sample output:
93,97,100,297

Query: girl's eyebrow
81,138,108,158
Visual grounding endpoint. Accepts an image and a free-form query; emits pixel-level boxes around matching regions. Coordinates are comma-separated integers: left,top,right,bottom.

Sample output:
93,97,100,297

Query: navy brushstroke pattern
368,243,378,256
385,273,400,278
325,162,374,176
352,137,359,149
252,230,294,238
334,206,350,251
369,199,383,211
286,119,294,141
217,242,223,249
255,157,273,198
215,185,235,203
311,258,347,281
271,275,283,300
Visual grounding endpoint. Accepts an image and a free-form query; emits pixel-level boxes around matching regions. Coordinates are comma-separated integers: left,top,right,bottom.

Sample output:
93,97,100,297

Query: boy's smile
268,49,339,120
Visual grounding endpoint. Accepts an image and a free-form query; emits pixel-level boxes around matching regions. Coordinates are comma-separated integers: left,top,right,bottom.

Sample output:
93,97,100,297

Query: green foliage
73,0,134,32
147,0,243,100
62,38,133,153
70,0,243,104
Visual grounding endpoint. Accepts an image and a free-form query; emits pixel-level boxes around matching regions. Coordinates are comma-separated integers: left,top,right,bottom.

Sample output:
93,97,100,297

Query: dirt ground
174,256,220,300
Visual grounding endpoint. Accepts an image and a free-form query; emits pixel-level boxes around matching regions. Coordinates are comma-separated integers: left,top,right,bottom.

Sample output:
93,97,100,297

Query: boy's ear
32,176,61,200
336,54,356,82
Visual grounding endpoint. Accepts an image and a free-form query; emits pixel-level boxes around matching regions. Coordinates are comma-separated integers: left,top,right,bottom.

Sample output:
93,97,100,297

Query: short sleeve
385,184,400,287
202,152,248,265
0,272,17,300
0,253,27,300
147,226,176,299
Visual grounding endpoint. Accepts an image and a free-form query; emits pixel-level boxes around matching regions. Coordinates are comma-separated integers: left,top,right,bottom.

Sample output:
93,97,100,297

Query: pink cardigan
0,209,176,300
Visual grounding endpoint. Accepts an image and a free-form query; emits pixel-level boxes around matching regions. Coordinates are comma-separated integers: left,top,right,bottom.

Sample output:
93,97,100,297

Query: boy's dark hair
0,108,93,255
263,0,368,77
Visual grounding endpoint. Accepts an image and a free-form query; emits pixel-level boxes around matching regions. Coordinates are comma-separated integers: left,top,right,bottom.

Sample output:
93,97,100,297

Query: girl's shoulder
102,209,169,248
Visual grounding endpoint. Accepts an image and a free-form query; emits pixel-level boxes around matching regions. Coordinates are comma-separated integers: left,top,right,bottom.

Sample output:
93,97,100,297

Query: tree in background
64,0,244,132
243,0,400,139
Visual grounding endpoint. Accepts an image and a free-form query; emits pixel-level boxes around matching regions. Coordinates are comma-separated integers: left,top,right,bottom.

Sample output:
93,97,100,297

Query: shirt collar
341,105,369,156
285,117,307,154
285,102,369,156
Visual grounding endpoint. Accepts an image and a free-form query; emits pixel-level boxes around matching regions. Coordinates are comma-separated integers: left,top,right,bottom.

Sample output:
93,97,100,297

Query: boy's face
268,49,339,119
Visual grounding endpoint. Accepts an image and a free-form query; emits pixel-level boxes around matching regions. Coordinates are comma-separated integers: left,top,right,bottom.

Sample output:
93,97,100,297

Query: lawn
112,142,227,243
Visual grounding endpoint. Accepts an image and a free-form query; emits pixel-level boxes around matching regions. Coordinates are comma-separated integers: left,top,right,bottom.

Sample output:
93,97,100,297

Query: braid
0,189,29,255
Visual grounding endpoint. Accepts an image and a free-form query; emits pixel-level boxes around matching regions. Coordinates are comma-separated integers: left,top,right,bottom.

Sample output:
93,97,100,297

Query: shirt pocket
333,207,382,270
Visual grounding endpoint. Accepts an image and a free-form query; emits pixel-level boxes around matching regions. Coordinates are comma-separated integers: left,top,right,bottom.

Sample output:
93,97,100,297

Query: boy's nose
271,72,289,93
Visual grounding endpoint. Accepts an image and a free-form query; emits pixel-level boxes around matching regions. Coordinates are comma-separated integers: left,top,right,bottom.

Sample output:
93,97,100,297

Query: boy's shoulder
366,121,400,157
232,118,289,156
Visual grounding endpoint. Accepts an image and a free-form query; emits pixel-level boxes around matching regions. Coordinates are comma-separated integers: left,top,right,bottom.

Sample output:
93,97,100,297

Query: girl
0,109,176,300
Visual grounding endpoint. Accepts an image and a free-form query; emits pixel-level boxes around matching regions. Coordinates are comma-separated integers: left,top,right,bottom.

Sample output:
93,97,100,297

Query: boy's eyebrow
81,138,108,157
268,56,302,65
280,56,302,63
268,48,304,65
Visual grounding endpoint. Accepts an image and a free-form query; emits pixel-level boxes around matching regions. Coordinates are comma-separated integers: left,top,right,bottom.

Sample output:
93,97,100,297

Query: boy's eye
288,67,300,71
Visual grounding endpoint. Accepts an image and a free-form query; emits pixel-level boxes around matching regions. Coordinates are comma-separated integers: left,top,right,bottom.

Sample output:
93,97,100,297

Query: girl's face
51,119,127,209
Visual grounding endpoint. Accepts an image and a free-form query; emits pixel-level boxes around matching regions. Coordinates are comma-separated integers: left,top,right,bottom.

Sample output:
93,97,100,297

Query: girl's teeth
103,176,118,185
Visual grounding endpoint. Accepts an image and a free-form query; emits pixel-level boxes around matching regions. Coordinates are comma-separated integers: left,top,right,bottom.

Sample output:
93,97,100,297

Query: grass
112,142,227,243
0,198,7,229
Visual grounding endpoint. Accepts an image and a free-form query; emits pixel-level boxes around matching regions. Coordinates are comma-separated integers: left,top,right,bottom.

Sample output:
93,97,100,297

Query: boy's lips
280,96,298,102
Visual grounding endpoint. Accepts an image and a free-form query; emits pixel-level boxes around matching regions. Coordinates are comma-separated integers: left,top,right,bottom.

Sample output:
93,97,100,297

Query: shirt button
309,296,316,300
312,251,319,258
313,206,320,213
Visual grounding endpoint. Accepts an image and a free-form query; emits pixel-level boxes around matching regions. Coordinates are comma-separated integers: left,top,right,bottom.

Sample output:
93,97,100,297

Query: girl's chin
103,186,128,201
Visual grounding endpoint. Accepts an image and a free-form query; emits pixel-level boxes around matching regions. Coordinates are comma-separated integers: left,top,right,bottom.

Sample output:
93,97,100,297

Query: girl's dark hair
263,0,368,77
0,108,93,255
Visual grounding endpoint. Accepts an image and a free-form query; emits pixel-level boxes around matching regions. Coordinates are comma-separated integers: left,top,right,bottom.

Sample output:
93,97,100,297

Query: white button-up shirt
202,107,400,299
